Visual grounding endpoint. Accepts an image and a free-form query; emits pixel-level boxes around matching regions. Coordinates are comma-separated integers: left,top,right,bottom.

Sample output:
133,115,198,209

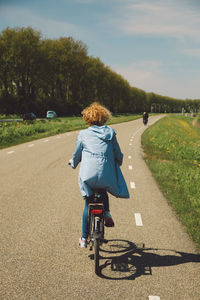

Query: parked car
46,111,57,119
22,112,36,120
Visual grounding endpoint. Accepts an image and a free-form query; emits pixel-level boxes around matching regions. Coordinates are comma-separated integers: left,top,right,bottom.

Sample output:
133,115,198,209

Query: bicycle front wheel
94,238,100,274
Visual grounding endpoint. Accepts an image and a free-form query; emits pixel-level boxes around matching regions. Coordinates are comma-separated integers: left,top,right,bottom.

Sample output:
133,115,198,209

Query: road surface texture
0,116,199,300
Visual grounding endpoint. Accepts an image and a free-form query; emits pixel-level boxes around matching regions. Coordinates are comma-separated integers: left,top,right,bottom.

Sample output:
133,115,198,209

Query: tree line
0,26,200,116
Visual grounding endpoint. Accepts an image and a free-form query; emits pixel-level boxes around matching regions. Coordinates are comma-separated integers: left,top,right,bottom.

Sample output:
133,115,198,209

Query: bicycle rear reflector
91,209,103,215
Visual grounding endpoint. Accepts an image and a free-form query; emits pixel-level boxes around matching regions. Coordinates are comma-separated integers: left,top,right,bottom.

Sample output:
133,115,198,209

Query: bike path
0,115,199,300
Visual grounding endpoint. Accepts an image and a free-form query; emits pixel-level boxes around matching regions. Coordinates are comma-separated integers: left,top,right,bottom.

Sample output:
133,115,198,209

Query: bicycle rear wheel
94,238,100,274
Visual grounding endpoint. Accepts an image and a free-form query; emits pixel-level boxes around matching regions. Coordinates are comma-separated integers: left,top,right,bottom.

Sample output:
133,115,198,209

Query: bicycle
68,161,108,274
143,112,149,125
143,117,148,125
87,190,108,275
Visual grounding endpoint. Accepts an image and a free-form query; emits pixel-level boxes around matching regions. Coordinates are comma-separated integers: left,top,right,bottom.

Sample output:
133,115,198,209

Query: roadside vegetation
1,27,200,117
0,114,21,119
142,114,200,248
0,114,141,149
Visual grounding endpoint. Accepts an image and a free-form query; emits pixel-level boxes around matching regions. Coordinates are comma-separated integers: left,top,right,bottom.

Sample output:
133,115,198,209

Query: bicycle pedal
89,254,94,260
102,239,108,244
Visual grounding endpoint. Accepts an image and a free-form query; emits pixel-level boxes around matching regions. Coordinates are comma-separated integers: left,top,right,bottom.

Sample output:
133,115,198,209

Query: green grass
142,115,200,249
0,114,141,149
0,114,21,119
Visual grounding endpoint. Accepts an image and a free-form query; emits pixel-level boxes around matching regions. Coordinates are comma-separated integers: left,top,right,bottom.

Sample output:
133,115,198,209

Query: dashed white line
7,151,15,154
130,181,136,189
134,213,143,226
132,126,143,139
128,155,132,159
28,144,34,147
149,296,160,300
128,165,133,170
129,143,132,146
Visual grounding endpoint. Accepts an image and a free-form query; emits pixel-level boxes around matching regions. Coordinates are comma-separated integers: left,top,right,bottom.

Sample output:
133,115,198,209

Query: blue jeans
82,191,109,239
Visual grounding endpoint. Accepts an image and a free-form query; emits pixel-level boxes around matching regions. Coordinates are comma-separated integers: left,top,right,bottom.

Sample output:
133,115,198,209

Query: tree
0,27,43,113
0,26,199,116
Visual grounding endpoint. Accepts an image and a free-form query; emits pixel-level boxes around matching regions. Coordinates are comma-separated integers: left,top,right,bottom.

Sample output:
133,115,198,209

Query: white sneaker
79,237,87,248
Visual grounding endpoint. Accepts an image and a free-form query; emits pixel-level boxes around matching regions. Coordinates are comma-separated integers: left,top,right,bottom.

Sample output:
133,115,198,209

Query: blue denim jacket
71,125,129,198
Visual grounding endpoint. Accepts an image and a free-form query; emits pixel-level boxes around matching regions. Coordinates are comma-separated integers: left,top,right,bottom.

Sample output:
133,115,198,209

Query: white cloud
113,60,165,92
182,48,200,57
112,0,200,40
0,6,82,39
112,60,200,99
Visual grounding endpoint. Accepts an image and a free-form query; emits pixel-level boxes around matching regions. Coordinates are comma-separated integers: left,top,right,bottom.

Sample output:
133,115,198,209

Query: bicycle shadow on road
96,239,200,280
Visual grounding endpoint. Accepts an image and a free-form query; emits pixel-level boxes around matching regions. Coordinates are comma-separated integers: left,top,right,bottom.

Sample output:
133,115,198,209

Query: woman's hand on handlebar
68,159,72,166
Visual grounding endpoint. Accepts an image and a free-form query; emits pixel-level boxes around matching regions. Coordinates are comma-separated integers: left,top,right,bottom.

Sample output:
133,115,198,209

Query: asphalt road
0,115,199,300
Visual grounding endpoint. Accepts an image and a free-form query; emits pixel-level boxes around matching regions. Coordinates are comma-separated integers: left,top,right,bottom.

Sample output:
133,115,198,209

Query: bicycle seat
87,189,106,203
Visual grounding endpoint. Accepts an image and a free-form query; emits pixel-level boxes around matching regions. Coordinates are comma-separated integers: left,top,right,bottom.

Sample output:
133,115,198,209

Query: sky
0,0,200,100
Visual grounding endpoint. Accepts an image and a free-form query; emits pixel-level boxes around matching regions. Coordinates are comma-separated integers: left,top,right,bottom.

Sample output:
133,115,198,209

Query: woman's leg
102,191,114,227
101,191,109,212
82,199,88,239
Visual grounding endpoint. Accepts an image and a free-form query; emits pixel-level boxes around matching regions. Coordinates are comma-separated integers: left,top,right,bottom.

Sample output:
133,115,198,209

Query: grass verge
0,114,141,149
142,114,200,249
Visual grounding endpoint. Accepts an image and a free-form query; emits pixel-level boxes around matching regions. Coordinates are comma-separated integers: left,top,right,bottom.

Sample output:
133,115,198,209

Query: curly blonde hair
81,102,111,126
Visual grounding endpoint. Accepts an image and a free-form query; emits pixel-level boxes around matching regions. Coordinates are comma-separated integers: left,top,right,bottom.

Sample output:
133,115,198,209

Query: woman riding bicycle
70,102,129,248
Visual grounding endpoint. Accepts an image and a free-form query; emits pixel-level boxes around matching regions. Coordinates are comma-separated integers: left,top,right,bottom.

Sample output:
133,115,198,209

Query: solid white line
149,296,160,300
134,213,143,226
28,144,34,147
7,151,15,154
130,182,136,189
128,165,133,170
128,155,132,159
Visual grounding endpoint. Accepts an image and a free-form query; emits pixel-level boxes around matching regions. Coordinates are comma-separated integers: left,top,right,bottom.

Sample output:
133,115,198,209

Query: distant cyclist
69,102,129,248
143,112,149,125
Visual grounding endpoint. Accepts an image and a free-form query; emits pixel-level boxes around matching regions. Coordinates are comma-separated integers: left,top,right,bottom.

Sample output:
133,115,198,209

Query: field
142,114,200,248
0,114,141,149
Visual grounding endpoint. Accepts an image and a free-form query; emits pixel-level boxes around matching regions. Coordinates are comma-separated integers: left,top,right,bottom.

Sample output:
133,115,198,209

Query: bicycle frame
88,199,105,248
87,190,106,274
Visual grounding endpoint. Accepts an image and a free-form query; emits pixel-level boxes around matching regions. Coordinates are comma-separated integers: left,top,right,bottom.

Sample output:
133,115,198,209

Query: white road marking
149,296,160,300
44,139,49,142
128,165,133,170
28,144,34,147
129,143,132,146
128,155,132,159
130,181,136,189
132,126,143,139
7,151,15,154
134,213,143,226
